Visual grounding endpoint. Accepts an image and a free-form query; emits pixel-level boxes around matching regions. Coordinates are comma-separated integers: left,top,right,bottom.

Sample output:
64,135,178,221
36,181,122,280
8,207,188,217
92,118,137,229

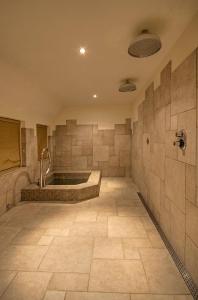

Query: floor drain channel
138,192,198,300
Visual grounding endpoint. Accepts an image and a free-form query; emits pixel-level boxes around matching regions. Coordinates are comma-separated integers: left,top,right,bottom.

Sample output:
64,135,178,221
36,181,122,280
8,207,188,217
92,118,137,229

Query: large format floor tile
48,273,89,291
88,259,149,293
93,237,124,259
66,292,130,300
39,236,93,273
0,245,48,271
108,216,147,238
0,271,16,297
0,272,51,300
0,178,192,299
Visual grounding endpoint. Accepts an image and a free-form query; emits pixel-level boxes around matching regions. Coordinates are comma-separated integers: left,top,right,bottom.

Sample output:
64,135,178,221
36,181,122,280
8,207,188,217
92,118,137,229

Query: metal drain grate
138,192,198,300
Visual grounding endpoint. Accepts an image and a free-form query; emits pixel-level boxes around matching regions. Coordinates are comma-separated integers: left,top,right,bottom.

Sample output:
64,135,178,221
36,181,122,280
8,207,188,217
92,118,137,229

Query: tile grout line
138,192,198,300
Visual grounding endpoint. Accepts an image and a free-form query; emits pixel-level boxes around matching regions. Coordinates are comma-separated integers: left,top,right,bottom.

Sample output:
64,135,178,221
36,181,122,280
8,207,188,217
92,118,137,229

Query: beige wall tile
186,164,196,204
143,83,154,133
185,236,198,285
165,131,178,160
171,115,178,130
151,143,165,180
160,61,171,107
170,203,185,262
154,106,166,144
165,104,171,130
165,158,185,213
93,145,109,162
171,50,196,115
177,109,196,165
186,200,198,247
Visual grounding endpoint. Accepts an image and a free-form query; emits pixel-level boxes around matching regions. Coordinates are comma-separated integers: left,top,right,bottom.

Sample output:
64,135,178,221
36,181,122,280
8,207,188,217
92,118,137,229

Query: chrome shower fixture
119,79,136,92
128,29,162,58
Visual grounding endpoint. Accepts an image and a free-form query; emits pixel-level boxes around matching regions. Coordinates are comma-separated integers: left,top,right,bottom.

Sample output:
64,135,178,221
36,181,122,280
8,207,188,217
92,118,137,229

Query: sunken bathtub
21,170,101,202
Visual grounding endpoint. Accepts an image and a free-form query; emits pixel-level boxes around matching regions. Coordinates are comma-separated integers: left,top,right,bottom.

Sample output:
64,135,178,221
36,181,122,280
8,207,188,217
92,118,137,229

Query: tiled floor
0,178,193,300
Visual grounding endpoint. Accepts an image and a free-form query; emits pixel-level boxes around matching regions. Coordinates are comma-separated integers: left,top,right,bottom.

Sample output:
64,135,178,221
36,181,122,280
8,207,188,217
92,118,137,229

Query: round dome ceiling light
119,79,136,92
128,29,161,58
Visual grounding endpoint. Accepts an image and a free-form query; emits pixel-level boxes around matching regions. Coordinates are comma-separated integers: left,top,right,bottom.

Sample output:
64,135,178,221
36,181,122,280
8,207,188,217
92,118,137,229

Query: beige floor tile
89,259,149,293
0,225,22,252
11,228,46,245
139,248,169,261
75,211,98,222
93,238,124,259
0,245,48,271
66,291,130,300
96,215,108,223
116,199,143,207
173,296,193,300
147,231,165,248
123,238,152,249
0,271,51,300
0,271,16,297
117,206,148,217
44,290,66,300
142,257,189,294
140,217,156,231
45,228,69,236
130,295,173,300
38,235,54,246
69,222,107,237
108,217,147,238
39,236,93,273
48,273,89,291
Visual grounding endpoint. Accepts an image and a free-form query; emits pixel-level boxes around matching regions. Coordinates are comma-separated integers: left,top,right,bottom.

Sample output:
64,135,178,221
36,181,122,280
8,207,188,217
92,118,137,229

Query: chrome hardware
173,129,186,152
39,148,51,188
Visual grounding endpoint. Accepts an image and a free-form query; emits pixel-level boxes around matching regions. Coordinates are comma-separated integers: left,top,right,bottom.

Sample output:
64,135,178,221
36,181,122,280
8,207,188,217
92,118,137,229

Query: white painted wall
0,59,60,130
53,103,132,129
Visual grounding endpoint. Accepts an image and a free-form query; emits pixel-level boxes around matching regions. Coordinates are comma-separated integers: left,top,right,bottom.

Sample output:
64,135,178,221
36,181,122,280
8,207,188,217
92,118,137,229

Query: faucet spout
39,147,51,188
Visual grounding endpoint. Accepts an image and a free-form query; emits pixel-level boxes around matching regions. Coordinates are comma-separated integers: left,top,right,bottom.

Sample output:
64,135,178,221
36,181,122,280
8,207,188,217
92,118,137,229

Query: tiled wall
131,49,198,285
53,119,132,177
0,127,52,216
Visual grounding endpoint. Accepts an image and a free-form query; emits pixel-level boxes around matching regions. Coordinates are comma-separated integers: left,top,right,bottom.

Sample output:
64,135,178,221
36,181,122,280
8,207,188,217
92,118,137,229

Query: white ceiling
0,0,198,119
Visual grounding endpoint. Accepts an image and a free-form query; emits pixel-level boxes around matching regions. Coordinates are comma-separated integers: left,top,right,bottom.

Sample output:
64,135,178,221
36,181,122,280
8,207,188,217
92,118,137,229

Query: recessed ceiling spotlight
93,94,98,99
80,47,86,55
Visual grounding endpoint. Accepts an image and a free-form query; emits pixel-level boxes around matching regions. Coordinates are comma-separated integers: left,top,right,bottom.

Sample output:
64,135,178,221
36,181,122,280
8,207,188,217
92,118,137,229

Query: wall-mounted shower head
128,29,161,58
119,79,136,92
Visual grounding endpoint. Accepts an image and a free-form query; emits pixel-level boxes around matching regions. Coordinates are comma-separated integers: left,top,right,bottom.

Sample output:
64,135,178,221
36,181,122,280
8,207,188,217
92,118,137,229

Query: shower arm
39,147,51,188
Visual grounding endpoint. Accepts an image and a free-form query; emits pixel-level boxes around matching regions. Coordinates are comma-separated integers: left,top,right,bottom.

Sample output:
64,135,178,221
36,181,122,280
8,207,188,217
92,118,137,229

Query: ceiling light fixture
80,47,86,55
93,94,98,99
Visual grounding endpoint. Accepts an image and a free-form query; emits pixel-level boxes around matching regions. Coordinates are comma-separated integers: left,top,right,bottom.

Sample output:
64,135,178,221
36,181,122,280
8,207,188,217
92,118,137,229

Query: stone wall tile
186,200,198,247
72,157,87,170
151,143,165,180
165,131,178,160
160,61,171,107
165,158,185,213
171,50,196,115
170,202,185,262
185,236,198,284
119,150,131,167
186,164,196,204
93,146,109,162
177,109,196,165
143,83,154,133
